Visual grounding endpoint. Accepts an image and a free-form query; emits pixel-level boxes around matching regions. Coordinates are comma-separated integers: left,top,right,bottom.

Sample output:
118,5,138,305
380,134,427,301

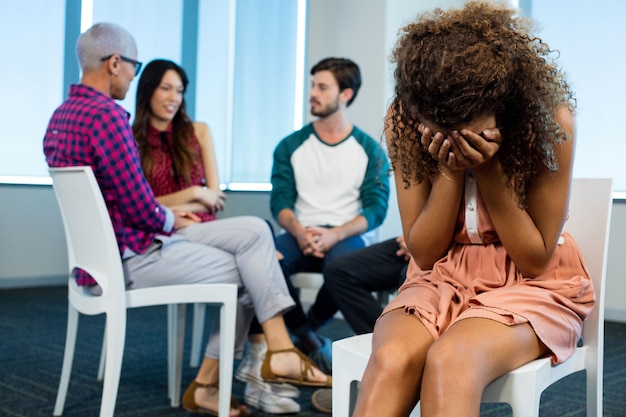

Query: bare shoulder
556,105,575,138
192,122,213,146
192,121,210,136
551,105,576,162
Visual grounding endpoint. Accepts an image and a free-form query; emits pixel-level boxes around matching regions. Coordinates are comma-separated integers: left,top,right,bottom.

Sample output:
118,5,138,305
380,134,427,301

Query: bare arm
155,187,207,211
417,106,574,276
330,215,369,241
388,110,464,269
474,107,574,276
277,208,316,254
394,164,463,269
154,122,225,213
194,122,220,191
165,201,209,213
194,122,226,212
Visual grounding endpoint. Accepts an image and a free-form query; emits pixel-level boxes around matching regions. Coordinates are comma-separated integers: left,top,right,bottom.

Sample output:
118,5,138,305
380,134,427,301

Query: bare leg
248,333,265,344
353,309,434,417
420,318,548,417
195,356,220,385
192,357,243,417
261,314,328,383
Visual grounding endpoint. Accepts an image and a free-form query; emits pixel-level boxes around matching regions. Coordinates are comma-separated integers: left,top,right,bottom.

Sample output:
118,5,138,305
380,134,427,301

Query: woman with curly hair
353,2,594,416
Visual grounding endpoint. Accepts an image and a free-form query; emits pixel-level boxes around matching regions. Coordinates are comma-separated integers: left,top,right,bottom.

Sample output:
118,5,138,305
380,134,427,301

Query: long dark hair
133,59,197,185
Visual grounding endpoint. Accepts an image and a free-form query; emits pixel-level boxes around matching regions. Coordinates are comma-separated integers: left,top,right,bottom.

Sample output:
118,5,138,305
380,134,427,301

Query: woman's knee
426,335,460,366
369,337,425,375
423,335,484,386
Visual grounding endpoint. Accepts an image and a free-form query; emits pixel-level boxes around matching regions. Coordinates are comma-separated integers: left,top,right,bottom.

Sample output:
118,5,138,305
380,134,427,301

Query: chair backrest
564,178,612,368
50,166,126,299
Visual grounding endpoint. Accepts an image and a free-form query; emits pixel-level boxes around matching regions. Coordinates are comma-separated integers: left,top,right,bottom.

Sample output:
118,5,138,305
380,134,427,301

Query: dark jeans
324,238,408,334
276,230,367,331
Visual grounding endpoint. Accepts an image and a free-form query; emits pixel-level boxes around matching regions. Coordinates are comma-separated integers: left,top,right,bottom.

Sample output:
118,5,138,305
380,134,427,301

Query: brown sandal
261,347,332,387
182,380,250,416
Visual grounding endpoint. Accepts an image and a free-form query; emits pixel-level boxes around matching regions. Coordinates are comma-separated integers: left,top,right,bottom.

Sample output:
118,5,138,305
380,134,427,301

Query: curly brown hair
387,1,575,208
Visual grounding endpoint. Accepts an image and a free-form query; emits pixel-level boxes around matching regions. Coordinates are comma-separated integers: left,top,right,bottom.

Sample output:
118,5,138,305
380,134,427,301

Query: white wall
531,0,626,192
0,185,67,286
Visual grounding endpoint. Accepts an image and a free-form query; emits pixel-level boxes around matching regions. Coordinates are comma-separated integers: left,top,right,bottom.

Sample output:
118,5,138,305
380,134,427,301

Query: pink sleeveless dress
144,124,217,223
381,171,595,364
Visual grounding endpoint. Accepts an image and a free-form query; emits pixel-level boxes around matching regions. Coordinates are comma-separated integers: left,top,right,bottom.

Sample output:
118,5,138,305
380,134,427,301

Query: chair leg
349,381,360,416
53,305,79,416
218,298,237,417
586,359,602,417
167,304,186,408
99,311,126,417
190,303,206,368
97,328,106,381
167,305,175,401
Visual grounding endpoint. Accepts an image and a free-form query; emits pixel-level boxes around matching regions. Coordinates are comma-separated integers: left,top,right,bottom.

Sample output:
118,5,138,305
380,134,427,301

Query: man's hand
304,226,342,258
395,235,411,261
173,210,201,230
295,228,321,257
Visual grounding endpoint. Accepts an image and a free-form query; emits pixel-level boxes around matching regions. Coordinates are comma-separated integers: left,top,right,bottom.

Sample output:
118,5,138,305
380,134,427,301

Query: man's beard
311,99,340,118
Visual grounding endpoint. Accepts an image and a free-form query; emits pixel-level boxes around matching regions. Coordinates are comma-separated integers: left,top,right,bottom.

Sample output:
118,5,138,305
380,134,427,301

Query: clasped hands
299,226,339,258
419,123,502,176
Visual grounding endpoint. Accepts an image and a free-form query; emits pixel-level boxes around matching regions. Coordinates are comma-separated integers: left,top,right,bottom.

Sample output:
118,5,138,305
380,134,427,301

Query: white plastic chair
50,166,238,417
333,178,612,417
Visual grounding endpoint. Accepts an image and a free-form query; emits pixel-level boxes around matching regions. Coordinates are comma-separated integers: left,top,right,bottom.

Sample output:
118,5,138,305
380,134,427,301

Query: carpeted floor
0,285,624,416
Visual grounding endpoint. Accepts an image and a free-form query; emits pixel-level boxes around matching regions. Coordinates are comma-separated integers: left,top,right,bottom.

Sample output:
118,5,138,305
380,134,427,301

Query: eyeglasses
100,54,143,75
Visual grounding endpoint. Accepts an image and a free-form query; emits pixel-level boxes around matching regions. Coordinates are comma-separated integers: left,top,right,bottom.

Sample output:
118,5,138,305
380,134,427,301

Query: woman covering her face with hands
352,2,594,417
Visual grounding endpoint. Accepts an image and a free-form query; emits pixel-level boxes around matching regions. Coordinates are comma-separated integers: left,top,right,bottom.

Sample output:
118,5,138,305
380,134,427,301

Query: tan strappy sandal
261,347,332,387
182,380,251,416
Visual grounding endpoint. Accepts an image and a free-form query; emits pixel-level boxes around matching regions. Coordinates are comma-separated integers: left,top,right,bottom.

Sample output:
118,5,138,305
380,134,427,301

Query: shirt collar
70,84,131,120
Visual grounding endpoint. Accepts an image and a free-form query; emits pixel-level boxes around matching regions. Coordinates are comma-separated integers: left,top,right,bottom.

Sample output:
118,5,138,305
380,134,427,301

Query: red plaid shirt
44,84,173,285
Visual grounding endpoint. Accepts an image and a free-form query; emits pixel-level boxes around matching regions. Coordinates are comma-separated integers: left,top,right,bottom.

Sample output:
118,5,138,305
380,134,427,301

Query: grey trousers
122,216,295,359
